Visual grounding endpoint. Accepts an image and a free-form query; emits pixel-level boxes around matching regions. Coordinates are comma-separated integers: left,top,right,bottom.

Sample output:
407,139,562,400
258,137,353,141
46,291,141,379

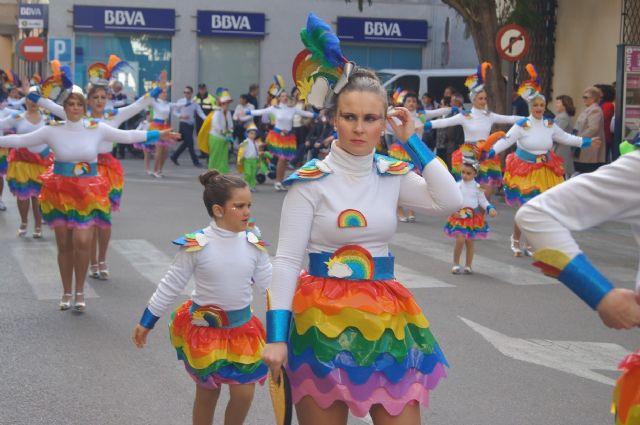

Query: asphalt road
0,156,636,425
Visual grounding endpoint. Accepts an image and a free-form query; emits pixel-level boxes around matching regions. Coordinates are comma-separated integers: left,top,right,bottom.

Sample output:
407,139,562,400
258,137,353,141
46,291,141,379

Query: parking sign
48,38,72,62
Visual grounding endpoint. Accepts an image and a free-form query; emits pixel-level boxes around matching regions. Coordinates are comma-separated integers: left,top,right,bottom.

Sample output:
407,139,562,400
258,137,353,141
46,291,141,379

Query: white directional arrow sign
460,317,630,386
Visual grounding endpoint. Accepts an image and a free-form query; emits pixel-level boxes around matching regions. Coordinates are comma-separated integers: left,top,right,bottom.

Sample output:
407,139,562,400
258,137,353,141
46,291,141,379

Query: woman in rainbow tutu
250,78,315,191
262,14,462,424
427,63,522,197
0,81,176,311
0,87,52,238
133,170,271,425
516,135,640,425
488,65,596,257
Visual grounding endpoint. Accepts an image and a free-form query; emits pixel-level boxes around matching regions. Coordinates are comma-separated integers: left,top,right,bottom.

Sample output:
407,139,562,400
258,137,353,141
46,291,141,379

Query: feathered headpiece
292,13,355,109
391,87,408,107
465,62,492,94
267,75,285,98
42,60,79,104
216,87,232,103
87,55,130,86
517,63,543,102
3,69,20,89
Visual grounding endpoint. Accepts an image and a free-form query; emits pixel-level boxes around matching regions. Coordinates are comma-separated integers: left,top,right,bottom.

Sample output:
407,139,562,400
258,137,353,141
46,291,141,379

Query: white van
377,68,475,103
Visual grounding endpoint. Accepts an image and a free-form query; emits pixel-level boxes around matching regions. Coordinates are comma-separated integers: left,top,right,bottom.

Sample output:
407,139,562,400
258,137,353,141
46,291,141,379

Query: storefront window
75,34,172,97
342,45,422,70
198,38,260,101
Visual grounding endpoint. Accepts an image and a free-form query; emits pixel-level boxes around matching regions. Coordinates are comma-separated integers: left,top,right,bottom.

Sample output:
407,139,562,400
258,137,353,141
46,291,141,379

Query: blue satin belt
272,127,291,136
308,249,395,281
189,302,252,328
516,148,550,163
53,161,98,177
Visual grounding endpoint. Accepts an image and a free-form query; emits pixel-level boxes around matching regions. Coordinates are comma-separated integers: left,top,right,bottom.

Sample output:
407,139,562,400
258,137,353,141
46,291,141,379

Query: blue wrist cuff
27,93,41,103
149,87,162,99
487,204,495,211
581,138,592,149
266,309,292,343
558,254,614,310
403,134,436,169
424,121,433,130
139,307,160,329
146,130,160,144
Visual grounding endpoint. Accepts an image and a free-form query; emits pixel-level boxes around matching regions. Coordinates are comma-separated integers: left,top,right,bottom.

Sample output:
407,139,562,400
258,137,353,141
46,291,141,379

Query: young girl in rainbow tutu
132,170,271,425
444,160,497,274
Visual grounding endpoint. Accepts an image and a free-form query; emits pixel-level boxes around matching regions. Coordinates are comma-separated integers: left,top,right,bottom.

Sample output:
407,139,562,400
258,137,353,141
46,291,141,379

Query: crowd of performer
0,11,637,425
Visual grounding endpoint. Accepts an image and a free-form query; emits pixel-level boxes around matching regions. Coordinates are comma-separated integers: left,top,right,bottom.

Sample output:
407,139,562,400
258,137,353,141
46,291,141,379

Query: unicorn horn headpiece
292,13,355,109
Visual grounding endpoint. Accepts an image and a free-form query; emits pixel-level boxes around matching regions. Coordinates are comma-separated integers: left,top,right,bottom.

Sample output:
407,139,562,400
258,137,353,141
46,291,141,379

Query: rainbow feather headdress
391,87,408,107
292,13,355,109
216,87,232,104
41,60,76,103
87,55,130,86
517,63,543,102
268,75,285,97
3,69,20,90
464,62,492,95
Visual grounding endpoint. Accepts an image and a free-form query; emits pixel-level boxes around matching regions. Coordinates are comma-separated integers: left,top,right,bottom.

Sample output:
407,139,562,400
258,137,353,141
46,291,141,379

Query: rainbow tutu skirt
287,247,447,417
613,350,640,425
39,162,111,229
503,149,564,207
0,148,8,176
7,148,53,200
97,153,124,212
451,143,502,187
444,207,488,240
146,119,173,148
266,128,296,161
169,300,268,390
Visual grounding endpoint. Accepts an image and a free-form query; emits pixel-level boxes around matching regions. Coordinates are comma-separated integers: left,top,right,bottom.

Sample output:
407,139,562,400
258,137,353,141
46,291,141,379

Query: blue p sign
48,38,72,62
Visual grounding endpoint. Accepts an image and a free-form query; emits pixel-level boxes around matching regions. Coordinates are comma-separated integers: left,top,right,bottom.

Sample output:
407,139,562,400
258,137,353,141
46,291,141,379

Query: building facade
48,0,478,101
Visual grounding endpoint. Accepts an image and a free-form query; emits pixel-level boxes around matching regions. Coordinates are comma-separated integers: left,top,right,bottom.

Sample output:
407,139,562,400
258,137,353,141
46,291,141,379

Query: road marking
10,242,98,300
392,232,557,285
109,239,194,295
394,263,455,288
460,316,629,386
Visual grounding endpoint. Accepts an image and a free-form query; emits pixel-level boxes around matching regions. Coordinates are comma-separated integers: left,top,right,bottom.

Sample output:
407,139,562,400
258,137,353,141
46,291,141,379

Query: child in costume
133,170,271,425
261,14,462,423
237,123,261,191
488,65,594,257
444,161,496,274
516,136,640,425
135,110,154,175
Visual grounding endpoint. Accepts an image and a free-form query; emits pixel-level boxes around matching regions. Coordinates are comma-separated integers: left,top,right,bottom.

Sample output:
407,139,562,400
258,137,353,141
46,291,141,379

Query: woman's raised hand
387,107,415,143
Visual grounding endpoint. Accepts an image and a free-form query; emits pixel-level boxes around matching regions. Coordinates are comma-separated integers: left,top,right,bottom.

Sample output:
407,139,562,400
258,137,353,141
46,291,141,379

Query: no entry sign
495,24,530,62
20,37,46,62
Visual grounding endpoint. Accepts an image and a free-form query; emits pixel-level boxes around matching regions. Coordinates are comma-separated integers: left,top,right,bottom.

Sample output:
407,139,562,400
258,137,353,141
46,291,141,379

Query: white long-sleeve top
146,221,272,318
429,107,521,142
492,116,586,155
0,111,47,152
0,119,148,162
151,98,172,122
241,138,259,159
233,103,255,122
251,104,314,132
270,141,462,310
7,97,25,111
516,150,640,292
458,179,492,210
210,109,233,137
38,96,154,154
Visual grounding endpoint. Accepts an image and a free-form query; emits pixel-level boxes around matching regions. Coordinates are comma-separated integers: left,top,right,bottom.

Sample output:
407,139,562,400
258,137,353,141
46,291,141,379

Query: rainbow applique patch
283,158,332,186
374,154,412,175
73,162,92,176
337,209,367,228
191,304,230,328
173,229,208,252
325,245,374,280
83,118,99,129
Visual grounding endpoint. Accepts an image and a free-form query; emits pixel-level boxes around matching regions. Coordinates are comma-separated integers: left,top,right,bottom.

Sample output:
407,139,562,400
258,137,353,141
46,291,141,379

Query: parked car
377,68,475,104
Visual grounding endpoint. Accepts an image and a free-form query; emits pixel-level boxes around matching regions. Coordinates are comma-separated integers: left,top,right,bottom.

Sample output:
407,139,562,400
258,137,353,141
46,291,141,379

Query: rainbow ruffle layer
6,148,52,200
98,153,124,212
0,148,8,176
388,143,412,162
444,208,488,240
266,130,296,160
39,171,111,229
613,350,640,425
169,301,268,390
149,121,174,147
287,273,447,417
451,144,503,187
503,151,564,207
